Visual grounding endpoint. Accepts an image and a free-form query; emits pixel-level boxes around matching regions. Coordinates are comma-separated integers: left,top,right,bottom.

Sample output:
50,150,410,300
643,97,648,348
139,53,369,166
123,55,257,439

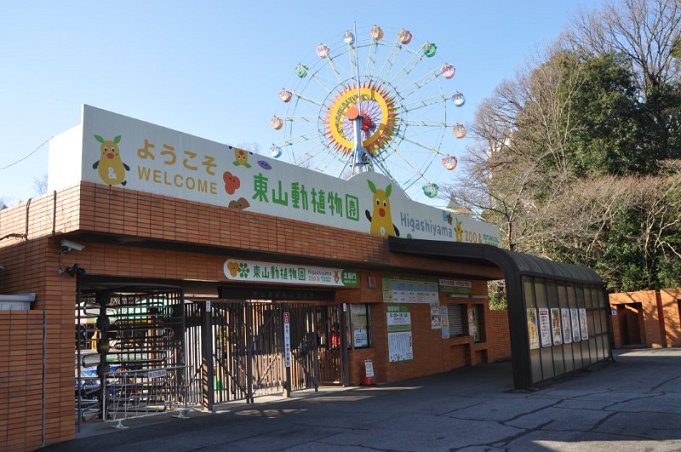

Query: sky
0,0,604,207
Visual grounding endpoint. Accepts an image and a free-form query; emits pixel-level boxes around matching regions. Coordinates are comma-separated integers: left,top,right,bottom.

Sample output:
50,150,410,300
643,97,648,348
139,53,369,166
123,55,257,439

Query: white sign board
364,360,374,378
48,105,501,246
382,276,439,304
283,312,291,368
224,259,358,287
388,331,413,363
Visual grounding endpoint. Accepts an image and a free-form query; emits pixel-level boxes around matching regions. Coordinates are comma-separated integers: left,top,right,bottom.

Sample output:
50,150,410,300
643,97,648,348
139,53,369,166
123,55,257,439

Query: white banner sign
223,259,358,287
48,105,501,246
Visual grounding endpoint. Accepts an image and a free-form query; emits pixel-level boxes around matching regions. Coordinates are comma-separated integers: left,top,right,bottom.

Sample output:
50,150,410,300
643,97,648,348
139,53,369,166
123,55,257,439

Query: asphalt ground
42,348,681,452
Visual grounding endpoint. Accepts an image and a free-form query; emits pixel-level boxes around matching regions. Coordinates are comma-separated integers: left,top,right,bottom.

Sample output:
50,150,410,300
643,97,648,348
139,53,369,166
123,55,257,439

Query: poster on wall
431,305,441,329
468,307,480,342
388,331,414,362
350,304,369,348
551,308,563,345
440,306,450,338
527,308,540,350
387,305,413,362
561,308,572,343
354,329,369,347
538,308,552,347
579,308,589,340
386,305,411,331
382,276,439,304
571,308,581,341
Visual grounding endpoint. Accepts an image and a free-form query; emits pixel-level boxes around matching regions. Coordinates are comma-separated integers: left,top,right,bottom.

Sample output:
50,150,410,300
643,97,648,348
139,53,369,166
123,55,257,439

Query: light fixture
63,263,86,277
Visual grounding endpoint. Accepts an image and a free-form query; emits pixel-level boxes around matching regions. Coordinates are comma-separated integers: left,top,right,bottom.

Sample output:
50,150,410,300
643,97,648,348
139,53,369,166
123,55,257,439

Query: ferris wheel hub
324,80,397,157
346,105,360,120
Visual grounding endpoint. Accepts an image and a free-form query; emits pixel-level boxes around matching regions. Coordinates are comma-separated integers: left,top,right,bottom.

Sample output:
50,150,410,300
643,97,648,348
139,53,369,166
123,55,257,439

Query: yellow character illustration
455,219,463,242
92,135,130,186
365,180,400,237
233,147,251,168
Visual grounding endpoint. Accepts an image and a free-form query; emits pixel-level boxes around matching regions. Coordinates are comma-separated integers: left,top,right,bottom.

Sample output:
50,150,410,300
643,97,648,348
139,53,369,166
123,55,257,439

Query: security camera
61,239,85,252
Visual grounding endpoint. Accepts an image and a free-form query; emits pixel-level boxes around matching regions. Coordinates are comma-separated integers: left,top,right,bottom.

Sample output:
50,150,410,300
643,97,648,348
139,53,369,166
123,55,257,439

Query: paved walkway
44,348,681,451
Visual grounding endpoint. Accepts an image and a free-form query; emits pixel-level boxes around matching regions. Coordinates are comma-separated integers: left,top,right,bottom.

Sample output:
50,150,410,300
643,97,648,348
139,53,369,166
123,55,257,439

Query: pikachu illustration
365,180,400,237
92,135,130,186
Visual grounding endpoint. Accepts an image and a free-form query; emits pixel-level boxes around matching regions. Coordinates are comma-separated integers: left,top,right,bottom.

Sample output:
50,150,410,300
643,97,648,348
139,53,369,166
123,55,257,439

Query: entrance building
609,288,681,348
0,106,611,450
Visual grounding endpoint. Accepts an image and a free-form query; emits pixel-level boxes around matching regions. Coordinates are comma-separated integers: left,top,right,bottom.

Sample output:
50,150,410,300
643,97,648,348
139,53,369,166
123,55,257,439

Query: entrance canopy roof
388,237,603,286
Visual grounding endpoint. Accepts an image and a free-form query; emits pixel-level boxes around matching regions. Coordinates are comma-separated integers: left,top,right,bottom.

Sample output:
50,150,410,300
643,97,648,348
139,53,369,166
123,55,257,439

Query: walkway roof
388,237,603,286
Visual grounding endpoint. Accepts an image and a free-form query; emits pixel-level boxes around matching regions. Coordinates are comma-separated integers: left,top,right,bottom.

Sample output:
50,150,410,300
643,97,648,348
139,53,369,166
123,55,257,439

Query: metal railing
102,365,190,428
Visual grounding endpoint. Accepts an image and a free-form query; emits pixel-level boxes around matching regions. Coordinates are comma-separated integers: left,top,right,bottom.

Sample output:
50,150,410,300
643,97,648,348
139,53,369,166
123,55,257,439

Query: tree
33,175,47,196
567,0,681,93
445,0,681,291
566,0,681,170
443,48,583,252
237,142,261,154
538,171,681,291
560,53,644,175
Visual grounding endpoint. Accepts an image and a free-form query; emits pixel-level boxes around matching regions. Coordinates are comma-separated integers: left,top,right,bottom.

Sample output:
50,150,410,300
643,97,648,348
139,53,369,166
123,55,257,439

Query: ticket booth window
447,304,484,341
468,305,484,342
349,304,370,348
447,304,465,337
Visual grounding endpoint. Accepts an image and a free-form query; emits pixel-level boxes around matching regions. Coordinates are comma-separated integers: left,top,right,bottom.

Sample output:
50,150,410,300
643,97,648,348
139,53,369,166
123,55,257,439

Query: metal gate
314,305,345,384
75,285,186,426
185,301,345,410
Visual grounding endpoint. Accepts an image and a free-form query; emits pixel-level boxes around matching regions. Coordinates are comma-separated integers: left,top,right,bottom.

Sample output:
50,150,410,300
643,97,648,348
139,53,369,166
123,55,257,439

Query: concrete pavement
43,348,681,451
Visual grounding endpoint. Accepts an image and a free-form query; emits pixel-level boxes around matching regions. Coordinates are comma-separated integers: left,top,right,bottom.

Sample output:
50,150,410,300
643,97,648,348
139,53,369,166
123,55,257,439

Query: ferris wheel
269,25,466,203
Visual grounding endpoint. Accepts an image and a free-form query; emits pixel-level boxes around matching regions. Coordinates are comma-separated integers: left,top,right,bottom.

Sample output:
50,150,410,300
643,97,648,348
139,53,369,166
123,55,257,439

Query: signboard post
283,310,291,398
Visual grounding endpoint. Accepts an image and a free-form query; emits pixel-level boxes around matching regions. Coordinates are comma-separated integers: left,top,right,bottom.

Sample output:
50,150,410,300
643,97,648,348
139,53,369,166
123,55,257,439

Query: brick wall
0,182,502,280
486,310,511,362
347,285,511,386
0,236,76,451
608,290,681,349
0,310,46,452
659,289,681,347
0,183,505,449
349,348,375,386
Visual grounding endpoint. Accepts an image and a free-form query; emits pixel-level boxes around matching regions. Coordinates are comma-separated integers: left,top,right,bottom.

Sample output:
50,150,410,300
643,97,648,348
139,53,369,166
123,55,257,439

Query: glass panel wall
558,282,575,373
584,287,598,363
524,277,543,383
524,275,611,386
534,278,554,380
547,279,564,376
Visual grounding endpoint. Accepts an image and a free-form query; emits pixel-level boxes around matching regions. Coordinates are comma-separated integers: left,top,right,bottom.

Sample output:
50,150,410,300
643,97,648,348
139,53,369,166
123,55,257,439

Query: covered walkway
388,237,611,390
